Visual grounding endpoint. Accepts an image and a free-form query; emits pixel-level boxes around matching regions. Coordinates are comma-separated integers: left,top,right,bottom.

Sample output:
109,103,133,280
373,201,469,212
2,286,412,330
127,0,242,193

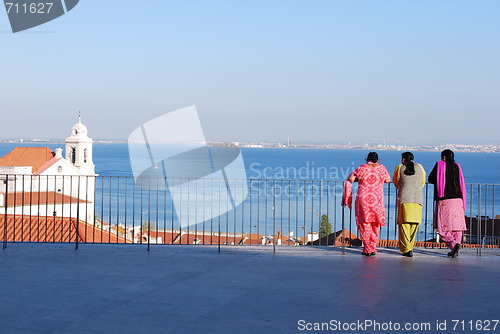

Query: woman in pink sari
347,152,391,256
428,149,467,258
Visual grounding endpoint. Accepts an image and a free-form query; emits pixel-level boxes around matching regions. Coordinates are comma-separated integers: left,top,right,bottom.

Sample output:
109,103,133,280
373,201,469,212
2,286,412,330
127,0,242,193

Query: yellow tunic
393,163,426,253
398,203,422,224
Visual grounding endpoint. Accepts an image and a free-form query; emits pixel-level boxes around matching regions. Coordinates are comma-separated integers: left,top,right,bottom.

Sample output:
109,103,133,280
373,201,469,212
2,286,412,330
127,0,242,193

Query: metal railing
1,174,499,253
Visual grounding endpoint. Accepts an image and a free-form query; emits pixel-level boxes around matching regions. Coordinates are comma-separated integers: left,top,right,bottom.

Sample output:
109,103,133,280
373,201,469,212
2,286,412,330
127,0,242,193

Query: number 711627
452,320,499,331
5,2,54,14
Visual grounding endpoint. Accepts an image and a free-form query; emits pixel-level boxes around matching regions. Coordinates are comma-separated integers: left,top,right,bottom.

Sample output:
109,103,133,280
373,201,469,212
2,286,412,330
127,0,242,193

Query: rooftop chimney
55,148,63,159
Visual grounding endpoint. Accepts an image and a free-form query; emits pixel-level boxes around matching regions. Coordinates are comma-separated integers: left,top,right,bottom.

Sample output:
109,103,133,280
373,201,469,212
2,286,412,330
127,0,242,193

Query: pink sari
350,163,390,227
434,161,467,249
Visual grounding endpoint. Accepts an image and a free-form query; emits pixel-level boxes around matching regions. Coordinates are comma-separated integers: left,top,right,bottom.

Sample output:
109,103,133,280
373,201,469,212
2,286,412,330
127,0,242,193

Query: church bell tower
65,116,95,175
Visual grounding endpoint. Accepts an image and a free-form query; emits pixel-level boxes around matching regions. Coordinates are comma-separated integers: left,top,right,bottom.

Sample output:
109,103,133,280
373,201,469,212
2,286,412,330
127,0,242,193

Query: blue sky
0,0,499,144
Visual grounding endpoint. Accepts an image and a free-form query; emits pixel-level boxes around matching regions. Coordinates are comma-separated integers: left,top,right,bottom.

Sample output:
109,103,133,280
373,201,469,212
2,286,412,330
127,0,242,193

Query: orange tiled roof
2,192,88,206
0,214,130,243
0,147,55,173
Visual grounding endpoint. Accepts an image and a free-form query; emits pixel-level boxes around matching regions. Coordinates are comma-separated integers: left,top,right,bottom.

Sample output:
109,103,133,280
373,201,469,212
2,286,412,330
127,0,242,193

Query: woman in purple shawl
428,149,467,258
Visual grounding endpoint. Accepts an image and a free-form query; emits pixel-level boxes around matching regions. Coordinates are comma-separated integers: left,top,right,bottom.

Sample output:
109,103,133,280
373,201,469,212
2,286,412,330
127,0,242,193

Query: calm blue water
2,143,496,183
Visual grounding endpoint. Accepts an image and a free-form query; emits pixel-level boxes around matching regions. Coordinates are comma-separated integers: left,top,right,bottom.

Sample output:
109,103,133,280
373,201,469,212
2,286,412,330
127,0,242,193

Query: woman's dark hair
366,152,379,163
441,149,459,191
441,149,455,163
401,152,415,175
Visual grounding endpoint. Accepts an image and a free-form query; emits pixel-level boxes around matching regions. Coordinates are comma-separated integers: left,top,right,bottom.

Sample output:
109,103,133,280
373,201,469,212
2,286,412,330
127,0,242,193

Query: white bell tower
65,116,95,175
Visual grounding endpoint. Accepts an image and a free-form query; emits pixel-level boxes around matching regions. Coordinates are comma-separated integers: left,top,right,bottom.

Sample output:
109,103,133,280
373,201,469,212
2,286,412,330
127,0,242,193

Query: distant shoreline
208,142,499,154
0,139,498,154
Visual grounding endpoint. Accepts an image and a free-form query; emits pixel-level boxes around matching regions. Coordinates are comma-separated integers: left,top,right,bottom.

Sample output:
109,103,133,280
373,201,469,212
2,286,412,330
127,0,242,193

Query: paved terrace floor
1,244,499,334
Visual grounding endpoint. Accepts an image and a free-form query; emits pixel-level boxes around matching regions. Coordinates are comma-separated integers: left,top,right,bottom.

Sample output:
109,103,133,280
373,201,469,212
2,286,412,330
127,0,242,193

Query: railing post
265,179,268,249
393,185,398,243
493,185,496,240
273,180,276,254
303,180,306,245
477,184,481,256
75,176,80,251
93,175,97,244
241,179,245,246
424,183,429,248
288,180,291,247
3,175,9,249
218,178,221,253
203,178,206,245
124,176,128,245
84,176,89,245
341,204,345,255
386,182,391,242
116,176,120,246
147,177,151,252
280,180,283,247
311,181,314,247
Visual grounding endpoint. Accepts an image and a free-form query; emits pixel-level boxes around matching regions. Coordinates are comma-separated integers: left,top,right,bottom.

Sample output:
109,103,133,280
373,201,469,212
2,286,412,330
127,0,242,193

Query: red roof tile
0,147,55,173
0,214,130,243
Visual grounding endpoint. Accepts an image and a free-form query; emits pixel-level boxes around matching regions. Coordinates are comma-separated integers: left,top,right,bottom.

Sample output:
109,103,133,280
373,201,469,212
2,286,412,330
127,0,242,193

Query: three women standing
393,152,426,257
345,149,466,258
347,152,391,256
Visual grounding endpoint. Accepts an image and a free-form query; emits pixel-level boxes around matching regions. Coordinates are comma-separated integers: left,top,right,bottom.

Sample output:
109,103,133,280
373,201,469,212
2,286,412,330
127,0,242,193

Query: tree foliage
319,214,332,238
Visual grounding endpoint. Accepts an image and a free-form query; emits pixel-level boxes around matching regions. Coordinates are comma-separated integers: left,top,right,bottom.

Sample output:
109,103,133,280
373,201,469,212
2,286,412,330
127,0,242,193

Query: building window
57,166,62,173
71,147,76,164
84,148,88,163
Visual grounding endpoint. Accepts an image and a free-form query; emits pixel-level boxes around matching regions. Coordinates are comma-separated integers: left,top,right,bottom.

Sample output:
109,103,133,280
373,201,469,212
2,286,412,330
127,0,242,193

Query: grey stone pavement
1,244,500,334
